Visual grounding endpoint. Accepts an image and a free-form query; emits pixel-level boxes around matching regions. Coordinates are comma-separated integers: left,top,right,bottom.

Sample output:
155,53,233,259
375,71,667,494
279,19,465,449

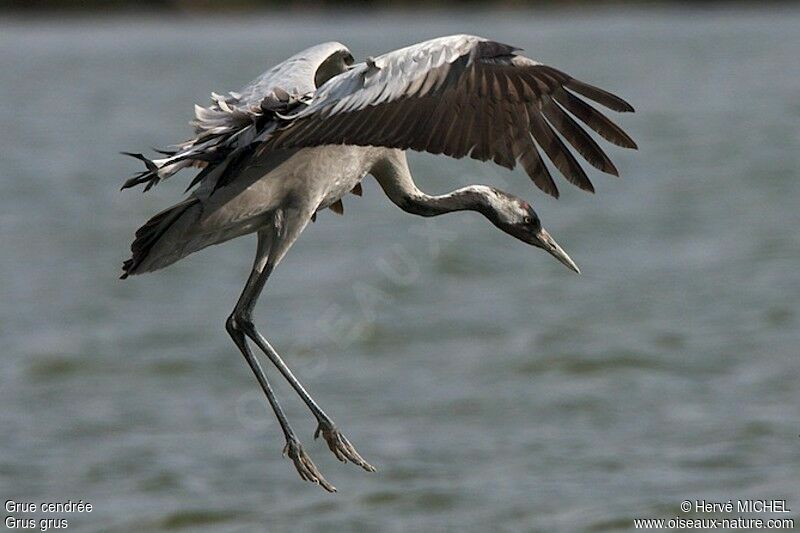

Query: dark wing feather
541,96,618,176
268,34,636,197
551,88,637,149
529,110,594,193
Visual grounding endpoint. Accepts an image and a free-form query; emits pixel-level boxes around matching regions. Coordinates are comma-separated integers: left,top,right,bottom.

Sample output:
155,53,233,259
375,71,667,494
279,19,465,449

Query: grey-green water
1,7,799,532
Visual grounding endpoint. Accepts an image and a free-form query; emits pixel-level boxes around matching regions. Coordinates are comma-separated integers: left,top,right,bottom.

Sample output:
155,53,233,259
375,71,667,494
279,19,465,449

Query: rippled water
1,7,799,532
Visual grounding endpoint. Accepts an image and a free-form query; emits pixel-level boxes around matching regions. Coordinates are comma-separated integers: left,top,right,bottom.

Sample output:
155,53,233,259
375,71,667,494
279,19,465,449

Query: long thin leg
226,225,337,491
236,213,374,472
243,324,375,471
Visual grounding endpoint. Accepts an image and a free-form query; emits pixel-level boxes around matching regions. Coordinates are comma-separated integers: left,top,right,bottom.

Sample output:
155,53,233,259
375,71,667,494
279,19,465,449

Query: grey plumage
268,35,636,197
121,41,351,193
123,34,634,201
120,35,636,492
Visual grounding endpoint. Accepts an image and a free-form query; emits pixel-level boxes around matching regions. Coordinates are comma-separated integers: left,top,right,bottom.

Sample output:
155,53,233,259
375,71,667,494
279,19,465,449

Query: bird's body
132,145,385,273
121,34,636,491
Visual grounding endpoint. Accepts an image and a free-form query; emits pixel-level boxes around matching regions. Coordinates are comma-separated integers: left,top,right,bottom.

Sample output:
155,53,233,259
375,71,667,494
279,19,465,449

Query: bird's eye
523,216,532,224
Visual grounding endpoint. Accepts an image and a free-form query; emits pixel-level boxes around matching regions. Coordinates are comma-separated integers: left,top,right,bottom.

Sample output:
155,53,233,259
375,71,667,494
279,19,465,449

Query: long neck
371,153,496,219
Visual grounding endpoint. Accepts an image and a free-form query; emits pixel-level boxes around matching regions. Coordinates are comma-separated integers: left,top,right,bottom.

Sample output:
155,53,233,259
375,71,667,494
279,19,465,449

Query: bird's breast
195,145,385,233
292,145,383,211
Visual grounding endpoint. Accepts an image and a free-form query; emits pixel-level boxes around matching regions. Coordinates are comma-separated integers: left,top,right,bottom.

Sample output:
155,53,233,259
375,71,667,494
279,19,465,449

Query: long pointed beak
536,228,581,274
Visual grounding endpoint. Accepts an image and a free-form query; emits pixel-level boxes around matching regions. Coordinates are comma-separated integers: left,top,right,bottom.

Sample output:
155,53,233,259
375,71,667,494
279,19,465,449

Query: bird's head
483,189,580,274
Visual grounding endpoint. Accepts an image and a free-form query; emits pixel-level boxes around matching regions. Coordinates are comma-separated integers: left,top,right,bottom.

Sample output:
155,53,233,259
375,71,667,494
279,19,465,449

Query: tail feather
120,198,199,279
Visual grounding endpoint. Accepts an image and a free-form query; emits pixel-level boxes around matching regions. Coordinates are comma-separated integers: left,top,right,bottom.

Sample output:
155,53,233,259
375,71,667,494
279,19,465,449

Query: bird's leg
227,317,335,491
242,325,375,472
239,210,375,472
226,225,336,492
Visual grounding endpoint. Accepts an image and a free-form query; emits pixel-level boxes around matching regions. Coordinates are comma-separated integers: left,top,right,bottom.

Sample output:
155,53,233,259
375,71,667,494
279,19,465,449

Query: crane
120,35,636,492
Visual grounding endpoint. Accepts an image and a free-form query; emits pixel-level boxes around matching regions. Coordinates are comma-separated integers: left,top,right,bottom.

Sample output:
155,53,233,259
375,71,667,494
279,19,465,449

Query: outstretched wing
121,41,350,192
270,34,637,198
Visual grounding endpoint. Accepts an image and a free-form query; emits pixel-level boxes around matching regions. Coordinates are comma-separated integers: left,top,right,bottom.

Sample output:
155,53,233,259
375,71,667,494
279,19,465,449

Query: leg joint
225,313,253,337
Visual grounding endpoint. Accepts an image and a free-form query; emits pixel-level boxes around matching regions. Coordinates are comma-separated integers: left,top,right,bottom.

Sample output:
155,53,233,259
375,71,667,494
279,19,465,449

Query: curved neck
399,185,494,218
371,153,497,220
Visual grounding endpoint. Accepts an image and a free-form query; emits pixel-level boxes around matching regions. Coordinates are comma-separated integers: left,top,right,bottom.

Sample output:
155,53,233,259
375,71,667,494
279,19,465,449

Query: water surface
1,7,799,532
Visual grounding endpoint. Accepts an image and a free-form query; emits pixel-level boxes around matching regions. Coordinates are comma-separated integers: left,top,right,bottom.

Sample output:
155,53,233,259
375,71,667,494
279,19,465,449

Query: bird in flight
120,34,636,492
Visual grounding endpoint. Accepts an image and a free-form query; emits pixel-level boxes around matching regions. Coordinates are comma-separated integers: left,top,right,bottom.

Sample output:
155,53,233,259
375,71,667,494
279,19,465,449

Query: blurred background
1,3,799,532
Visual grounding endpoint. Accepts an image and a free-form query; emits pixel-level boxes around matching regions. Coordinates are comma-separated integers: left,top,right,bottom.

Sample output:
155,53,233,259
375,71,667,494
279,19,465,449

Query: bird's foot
282,439,336,492
314,422,376,472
